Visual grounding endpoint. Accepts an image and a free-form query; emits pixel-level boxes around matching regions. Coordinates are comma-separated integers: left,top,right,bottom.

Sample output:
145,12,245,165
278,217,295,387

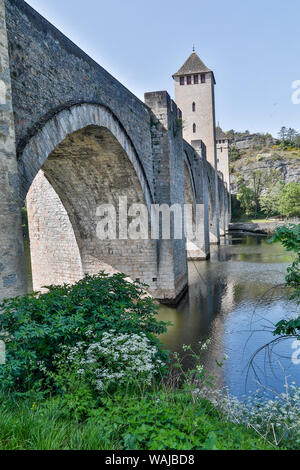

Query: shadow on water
158,234,299,398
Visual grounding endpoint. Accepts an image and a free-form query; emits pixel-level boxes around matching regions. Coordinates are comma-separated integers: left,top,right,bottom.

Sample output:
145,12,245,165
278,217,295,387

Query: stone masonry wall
144,91,188,302
27,171,83,290
0,0,27,298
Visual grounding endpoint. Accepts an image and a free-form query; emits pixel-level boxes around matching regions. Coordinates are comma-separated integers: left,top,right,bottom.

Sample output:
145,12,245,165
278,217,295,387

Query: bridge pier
145,91,189,303
218,174,226,237
0,0,27,301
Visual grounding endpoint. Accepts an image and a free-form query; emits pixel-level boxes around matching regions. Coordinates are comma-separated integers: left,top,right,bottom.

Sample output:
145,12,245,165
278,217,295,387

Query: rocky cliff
230,143,300,194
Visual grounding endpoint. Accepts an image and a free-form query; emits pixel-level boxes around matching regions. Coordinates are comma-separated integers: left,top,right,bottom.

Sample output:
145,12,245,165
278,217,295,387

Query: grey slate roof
173,52,213,77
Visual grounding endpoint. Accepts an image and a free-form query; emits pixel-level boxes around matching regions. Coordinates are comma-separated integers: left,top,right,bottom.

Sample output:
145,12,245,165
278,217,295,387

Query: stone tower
173,51,217,170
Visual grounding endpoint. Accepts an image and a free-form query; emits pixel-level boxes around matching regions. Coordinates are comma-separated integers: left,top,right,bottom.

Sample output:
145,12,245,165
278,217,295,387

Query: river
158,234,300,399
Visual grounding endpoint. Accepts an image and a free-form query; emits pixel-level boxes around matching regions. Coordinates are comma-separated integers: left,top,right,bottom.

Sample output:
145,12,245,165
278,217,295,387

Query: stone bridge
0,0,230,304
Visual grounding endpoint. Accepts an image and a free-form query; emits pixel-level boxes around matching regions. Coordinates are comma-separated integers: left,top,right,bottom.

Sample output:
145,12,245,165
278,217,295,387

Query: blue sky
26,0,300,137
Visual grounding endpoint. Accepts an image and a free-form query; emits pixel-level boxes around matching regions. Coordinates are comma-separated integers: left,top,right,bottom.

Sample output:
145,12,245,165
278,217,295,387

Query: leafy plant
270,224,300,337
0,273,169,393
87,389,271,450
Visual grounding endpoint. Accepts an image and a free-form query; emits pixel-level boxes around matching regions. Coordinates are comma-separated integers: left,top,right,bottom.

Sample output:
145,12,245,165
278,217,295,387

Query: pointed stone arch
19,104,160,295
18,103,153,210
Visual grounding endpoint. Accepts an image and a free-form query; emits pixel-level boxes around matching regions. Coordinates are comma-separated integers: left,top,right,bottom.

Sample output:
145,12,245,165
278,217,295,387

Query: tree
259,182,284,217
248,169,279,217
237,183,256,216
236,170,281,219
278,183,300,218
287,128,297,141
278,126,288,140
230,146,240,162
295,135,300,148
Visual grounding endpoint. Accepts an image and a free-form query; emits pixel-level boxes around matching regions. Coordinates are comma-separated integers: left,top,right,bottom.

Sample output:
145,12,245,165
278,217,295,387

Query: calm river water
158,234,300,399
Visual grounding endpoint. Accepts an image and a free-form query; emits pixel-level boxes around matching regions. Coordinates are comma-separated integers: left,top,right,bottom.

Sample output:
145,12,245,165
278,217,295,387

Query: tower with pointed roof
173,51,217,170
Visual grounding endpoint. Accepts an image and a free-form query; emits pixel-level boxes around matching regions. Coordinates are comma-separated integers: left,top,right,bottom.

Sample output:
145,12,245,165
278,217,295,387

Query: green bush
0,273,168,393
270,224,300,337
230,146,240,162
278,183,300,218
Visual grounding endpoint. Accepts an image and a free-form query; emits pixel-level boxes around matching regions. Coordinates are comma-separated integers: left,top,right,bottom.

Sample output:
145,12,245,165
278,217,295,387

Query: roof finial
192,44,195,52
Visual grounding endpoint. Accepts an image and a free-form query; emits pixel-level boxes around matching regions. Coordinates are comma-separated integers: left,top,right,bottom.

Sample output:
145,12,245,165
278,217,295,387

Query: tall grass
0,389,274,451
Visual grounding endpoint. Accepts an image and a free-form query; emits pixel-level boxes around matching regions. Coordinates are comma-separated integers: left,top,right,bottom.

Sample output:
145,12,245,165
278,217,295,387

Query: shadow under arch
206,166,219,244
20,104,159,294
183,151,209,260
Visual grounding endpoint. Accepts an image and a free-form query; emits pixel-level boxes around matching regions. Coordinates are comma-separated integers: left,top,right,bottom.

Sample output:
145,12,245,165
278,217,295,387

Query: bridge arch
183,152,197,208
21,104,159,294
183,150,209,260
18,103,153,209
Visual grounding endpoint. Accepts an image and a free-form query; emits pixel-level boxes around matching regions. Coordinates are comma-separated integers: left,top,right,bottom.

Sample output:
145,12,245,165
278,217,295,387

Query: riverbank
229,220,286,235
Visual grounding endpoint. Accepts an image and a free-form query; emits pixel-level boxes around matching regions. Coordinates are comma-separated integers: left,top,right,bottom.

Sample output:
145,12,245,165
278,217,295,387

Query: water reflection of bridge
158,235,296,396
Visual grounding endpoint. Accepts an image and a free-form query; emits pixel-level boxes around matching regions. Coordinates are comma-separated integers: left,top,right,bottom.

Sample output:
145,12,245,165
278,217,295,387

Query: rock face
229,222,285,235
230,152,300,194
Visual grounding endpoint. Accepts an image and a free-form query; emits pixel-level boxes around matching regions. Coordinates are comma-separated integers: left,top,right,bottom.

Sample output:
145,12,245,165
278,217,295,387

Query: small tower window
193,123,196,133
194,75,199,84
187,75,192,85
192,102,196,112
180,76,185,86
201,73,206,83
